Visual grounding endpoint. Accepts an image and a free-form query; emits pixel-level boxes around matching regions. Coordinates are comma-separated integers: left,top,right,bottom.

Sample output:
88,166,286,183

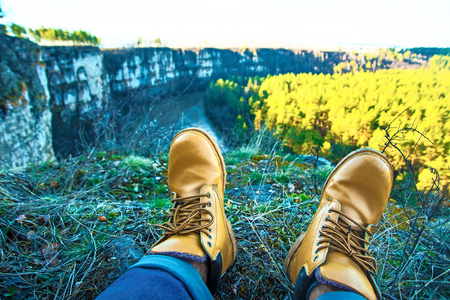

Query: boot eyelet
208,201,211,207
325,216,330,222
207,242,212,247
313,256,318,261
328,209,332,213
208,228,211,232
316,242,320,246
208,234,212,239
315,249,319,254
206,192,211,198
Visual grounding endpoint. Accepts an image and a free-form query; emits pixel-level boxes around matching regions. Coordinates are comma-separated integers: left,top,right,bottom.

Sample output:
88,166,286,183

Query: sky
1,0,449,49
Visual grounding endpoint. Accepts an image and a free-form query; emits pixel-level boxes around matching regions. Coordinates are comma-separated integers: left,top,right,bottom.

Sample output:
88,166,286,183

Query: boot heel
285,232,305,274
227,221,238,263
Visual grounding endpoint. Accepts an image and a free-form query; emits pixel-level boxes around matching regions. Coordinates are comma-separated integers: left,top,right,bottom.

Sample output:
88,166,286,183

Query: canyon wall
0,35,54,167
42,46,108,156
0,35,418,167
102,47,344,95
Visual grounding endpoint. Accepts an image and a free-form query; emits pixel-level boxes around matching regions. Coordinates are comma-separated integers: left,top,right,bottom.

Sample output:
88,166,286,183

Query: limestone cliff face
101,47,345,96
42,47,108,156
104,48,197,95
0,35,54,167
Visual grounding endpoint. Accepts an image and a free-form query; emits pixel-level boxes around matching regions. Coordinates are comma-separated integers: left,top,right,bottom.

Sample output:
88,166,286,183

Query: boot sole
285,231,306,275
285,148,393,280
227,220,238,264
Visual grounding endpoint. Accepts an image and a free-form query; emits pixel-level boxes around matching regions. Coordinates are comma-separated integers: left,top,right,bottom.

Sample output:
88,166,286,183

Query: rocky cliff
102,47,343,95
0,35,54,167
103,48,197,96
0,35,420,167
43,46,108,156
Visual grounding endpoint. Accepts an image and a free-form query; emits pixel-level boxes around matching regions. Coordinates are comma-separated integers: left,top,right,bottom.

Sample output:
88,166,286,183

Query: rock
103,236,144,280
299,155,332,166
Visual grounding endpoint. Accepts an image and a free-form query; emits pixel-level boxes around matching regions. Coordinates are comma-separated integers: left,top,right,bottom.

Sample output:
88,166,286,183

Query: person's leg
285,148,394,300
97,255,212,300
315,291,366,300
305,278,366,300
302,273,365,300
97,128,237,298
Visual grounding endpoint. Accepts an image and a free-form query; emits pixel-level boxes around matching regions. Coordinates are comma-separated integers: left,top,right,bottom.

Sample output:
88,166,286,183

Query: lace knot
156,193,214,237
348,249,355,258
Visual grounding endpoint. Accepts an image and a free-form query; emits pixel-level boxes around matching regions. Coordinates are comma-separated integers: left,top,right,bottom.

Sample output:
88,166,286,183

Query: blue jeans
97,255,365,300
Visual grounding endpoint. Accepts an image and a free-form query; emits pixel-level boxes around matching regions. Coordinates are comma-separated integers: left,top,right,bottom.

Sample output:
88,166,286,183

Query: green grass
0,143,449,299
121,155,157,173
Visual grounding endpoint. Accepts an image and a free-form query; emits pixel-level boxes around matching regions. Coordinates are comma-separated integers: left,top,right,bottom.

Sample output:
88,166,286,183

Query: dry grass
0,136,449,299
0,152,168,299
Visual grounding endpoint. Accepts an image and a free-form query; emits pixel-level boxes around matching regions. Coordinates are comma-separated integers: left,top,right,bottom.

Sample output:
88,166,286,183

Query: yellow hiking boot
285,148,394,300
151,128,237,294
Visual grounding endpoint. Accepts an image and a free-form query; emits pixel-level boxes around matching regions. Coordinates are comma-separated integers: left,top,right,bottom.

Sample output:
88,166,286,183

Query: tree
404,50,411,60
11,23,26,38
45,28,56,42
26,26,101,46
29,29,41,41
92,36,100,46
207,60,450,186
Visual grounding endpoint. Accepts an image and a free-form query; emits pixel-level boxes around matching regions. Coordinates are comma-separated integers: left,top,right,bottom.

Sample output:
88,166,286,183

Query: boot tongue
318,252,379,300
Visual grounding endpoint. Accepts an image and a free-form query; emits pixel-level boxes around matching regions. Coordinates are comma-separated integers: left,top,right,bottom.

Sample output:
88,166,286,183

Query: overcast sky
1,0,449,49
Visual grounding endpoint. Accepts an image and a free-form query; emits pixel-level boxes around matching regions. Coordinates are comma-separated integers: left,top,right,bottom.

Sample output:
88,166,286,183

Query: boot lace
317,207,377,275
156,193,214,238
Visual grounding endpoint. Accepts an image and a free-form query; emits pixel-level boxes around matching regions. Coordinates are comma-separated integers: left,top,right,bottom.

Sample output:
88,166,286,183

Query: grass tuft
121,156,158,173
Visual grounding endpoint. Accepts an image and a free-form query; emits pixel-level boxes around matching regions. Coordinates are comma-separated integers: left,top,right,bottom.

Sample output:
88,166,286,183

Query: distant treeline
207,55,450,189
0,23,101,46
333,48,415,74
404,47,450,58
